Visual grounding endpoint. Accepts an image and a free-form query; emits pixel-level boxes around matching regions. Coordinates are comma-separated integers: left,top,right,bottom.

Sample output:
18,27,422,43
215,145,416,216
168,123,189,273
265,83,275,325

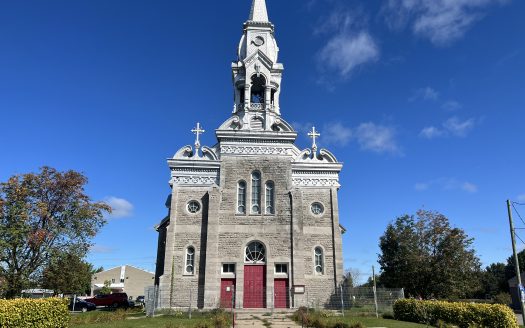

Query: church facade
155,0,345,309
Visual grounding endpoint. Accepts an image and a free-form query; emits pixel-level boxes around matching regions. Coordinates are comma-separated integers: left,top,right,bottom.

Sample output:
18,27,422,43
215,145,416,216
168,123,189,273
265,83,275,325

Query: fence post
372,266,379,318
340,285,345,317
189,289,192,319
401,288,405,299
154,285,159,317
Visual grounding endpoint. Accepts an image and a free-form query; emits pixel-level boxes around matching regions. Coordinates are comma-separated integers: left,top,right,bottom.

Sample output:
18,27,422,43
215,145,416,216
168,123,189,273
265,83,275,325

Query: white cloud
319,32,380,78
409,87,439,102
320,123,353,146
105,196,134,219
315,9,380,80
292,121,400,155
443,116,476,137
383,0,509,45
420,116,477,139
415,178,478,193
355,123,400,154
462,182,479,193
420,126,445,139
442,100,463,111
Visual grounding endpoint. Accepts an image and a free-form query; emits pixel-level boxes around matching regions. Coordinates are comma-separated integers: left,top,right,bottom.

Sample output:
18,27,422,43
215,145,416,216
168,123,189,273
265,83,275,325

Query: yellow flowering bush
393,299,518,328
0,298,69,328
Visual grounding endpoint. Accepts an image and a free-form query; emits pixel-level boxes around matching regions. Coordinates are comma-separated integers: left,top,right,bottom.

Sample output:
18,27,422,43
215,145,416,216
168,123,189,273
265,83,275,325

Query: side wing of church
155,0,345,309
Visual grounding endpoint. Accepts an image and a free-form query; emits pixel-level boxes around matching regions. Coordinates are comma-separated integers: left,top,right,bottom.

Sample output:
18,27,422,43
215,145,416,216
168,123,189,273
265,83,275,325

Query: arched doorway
243,241,266,308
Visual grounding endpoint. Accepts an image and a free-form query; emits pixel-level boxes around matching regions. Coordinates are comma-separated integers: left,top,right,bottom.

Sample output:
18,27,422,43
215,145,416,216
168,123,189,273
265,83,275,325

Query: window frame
237,181,247,215
184,246,195,276
275,263,288,274
221,263,236,277
251,171,262,214
311,202,325,216
265,181,275,215
314,247,324,275
245,241,266,264
187,200,201,214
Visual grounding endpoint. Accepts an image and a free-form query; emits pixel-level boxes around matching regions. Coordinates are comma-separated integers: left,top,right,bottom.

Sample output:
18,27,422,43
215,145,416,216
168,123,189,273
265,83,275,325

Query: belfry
155,0,345,309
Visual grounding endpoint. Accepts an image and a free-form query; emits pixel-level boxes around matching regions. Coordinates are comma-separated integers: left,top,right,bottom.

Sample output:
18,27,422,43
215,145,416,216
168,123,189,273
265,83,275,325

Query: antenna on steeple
249,0,269,22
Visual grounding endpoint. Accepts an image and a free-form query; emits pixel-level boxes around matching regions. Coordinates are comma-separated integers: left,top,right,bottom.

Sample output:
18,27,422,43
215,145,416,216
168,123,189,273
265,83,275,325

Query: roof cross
191,122,205,150
308,126,320,155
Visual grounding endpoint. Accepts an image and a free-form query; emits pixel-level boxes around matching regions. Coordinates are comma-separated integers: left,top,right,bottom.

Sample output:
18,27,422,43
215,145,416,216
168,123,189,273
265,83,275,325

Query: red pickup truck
85,293,129,308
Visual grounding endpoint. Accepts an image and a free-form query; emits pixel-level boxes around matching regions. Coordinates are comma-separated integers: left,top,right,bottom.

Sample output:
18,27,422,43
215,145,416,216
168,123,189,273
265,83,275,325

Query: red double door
243,265,266,308
274,278,289,308
220,279,236,308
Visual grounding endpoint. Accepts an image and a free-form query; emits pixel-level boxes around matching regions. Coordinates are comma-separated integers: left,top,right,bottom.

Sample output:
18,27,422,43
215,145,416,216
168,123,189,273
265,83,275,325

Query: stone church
155,0,345,309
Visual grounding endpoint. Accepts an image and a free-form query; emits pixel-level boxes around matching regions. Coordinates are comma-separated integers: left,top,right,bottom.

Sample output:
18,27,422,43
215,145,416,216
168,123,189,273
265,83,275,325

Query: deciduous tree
41,251,94,295
378,210,481,299
0,167,110,298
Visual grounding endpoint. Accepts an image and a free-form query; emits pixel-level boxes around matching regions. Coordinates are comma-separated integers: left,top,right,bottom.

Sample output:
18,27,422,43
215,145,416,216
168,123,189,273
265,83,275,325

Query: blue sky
1,0,524,282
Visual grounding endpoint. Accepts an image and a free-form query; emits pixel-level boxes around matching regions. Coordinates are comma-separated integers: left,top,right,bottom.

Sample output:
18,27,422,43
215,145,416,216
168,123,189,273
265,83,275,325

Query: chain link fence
144,285,404,317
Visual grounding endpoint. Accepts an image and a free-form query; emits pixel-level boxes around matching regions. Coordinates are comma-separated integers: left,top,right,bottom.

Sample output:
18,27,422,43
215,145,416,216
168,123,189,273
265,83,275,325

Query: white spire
249,0,269,22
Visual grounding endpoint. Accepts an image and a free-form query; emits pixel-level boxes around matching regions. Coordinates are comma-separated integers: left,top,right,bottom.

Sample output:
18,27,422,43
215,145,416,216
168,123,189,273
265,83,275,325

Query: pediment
243,50,273,71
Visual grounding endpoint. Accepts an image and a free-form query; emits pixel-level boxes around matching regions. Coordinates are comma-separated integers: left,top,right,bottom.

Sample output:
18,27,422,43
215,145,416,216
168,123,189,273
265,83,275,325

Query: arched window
314,247,324,274
265,181,275,214
238,181,247,214
251,172,261,214
185,247,195,275
245,241,266,264
251,75,266,104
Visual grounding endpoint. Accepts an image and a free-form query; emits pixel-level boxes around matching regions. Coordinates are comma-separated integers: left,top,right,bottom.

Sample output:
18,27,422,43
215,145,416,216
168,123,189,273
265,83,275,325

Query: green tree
0,167,110,298
99,280,112,295
480,263,507,297
378,210,481,299
41,251,95,295
505,249,525,285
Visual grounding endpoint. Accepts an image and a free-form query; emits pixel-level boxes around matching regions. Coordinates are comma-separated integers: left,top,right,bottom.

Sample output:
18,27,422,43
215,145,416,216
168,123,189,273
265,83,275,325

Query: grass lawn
70,311,227,328
310,315,429,328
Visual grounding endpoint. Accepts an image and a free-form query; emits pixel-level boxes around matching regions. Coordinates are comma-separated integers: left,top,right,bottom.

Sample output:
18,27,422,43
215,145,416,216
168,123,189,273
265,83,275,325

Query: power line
512,203,525,226
516,233,525,246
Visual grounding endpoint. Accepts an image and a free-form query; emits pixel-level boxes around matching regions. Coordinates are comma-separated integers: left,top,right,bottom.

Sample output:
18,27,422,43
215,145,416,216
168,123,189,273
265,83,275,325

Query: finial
191,123,205,152
308,126,321,156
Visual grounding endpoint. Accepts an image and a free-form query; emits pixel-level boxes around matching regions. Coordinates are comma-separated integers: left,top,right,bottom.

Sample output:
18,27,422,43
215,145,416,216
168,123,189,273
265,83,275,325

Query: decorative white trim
292,177,340,188
173,176,219,186
221,145,290,156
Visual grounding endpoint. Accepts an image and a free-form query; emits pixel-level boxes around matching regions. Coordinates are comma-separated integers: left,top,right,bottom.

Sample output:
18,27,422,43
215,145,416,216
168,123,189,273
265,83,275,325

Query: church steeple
231,0,284,131
249,0,269,22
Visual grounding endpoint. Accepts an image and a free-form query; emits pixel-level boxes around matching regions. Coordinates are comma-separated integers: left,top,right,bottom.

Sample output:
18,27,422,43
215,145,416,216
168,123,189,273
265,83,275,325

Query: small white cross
191,122,205,149
308,126,321,152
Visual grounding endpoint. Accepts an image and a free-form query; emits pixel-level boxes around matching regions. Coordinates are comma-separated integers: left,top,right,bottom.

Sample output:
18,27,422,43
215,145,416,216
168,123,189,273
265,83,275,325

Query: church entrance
243,265,266,308
274,278,289,308
220,279,235,308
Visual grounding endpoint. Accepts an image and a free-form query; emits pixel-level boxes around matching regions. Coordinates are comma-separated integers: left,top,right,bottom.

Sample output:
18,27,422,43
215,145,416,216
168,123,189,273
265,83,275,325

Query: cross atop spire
308,126,321,155
191,123,205,151
249,0,269,22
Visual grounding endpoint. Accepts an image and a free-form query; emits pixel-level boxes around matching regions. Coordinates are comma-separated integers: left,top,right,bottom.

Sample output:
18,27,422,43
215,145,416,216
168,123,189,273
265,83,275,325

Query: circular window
311,202,324,215
187,201,201,214
253,36,265,46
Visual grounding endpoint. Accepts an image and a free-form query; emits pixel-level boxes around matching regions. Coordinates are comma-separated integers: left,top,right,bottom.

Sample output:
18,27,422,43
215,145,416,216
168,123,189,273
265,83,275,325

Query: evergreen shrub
0,298,69,328
393,298,518,328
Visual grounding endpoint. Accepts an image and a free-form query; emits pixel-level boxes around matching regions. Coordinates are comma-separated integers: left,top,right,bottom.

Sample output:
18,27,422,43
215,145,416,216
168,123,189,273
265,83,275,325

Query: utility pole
507,199,525,324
